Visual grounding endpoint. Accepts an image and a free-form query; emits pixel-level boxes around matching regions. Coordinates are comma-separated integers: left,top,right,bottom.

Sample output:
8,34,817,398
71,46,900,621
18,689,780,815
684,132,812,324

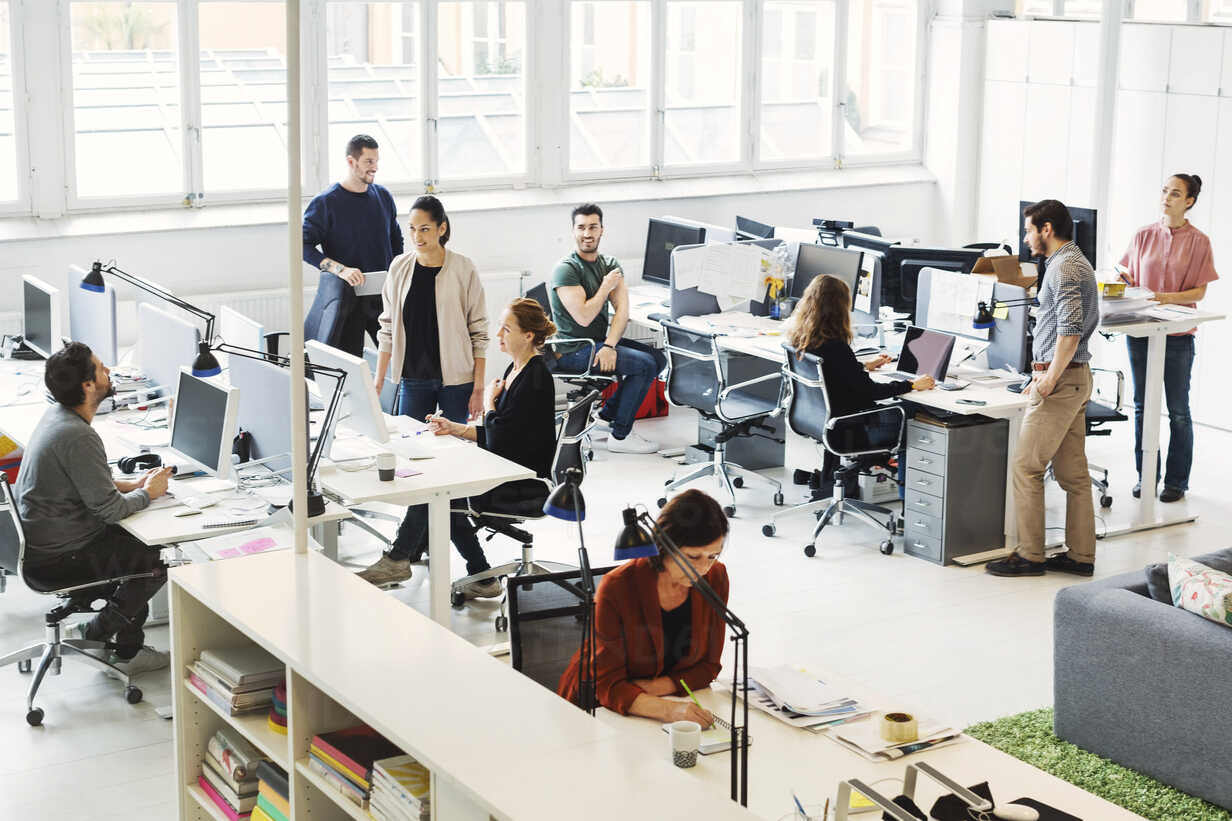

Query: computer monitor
363,347,400,415
851,252,882,333
915,267,1031,373
22,275,63,360
882,246,983,315
68,267,118,366
897,326,956,381
169,367,240,479
219,306,265,353
137,303,200,396
642,218,706,287
1019,201,1098,270
735,216,774,240
791,244,862,300
306,340,389,445
228,353,307,474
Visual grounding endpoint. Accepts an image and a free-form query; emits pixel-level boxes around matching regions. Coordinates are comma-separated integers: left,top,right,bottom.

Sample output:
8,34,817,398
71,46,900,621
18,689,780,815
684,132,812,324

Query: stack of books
370,755,432,821
728,665,874,733
188,645,284,716
199,728,265,820
267,682,287,736
307,724,404,811
252,761,290,821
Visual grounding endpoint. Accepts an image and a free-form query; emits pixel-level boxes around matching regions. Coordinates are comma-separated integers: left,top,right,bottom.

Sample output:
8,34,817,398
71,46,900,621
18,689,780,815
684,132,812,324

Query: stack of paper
370,755,432,821
825,716,961,762
308,724,405,811
721,666,874,732
188,645,284,716
1100,286,1157,324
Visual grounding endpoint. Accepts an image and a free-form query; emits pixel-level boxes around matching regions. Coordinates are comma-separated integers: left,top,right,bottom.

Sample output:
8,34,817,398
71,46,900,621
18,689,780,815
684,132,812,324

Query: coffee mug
668,720,701,768
376,452,396,482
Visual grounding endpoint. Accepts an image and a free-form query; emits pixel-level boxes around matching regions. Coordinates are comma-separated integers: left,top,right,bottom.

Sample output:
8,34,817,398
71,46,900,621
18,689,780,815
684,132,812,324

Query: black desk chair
508,564,618,694
526,281,618,396
764,345,902,557
448,389,602,631
0,476,160,725
657,320,784,517
1084,367,1127,509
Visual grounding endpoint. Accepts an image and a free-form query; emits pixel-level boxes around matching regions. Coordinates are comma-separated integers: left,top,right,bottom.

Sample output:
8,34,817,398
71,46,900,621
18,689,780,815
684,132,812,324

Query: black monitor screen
792,243,862,299
736,216,774,240
171,371,230,473
22,279,54,359
1019,201,1098,269
643,219,705,287
897,326,955,381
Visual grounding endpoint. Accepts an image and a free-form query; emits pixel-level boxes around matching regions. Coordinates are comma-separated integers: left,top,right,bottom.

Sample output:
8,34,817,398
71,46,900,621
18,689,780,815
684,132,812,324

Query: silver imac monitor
68,265,119,366
22,275,64,359
137,303,200,395
228,353,306,475
168,367,240,479
306,340,389,445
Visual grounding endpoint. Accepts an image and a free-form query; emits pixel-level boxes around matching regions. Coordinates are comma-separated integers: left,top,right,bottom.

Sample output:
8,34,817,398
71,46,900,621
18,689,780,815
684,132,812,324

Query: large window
326,3,420,185
0,2,15,203
437,1,526,179
1210,0,1232,22
569,1,651,173
760,0,835,162
69,2,182,200
845,0,917,158
664,0,741,166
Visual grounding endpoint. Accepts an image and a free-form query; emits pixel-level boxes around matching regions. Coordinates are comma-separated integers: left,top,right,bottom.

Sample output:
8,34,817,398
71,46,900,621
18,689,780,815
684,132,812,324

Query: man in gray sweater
16,342,174,674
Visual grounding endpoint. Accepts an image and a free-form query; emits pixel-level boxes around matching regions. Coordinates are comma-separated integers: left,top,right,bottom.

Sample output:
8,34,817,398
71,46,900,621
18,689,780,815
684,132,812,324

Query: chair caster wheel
762,524,776,537
1100,495,1113,508
586,451,594,461
880,540,894,556
125,686,143,705
450,590,465,608
26,707,43,726
656,497,667,508
723,506,736,518
773,492,784,506
804,544,816,558
495,616,508,632
732,477,744,488
18,659,31,674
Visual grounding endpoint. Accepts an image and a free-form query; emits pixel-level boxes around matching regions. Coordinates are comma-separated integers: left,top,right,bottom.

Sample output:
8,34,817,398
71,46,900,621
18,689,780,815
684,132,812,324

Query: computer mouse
993,805,1039,821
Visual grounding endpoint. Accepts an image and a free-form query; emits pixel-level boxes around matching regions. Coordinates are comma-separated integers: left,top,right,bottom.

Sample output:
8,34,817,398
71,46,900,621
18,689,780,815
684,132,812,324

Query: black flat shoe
1044,553,1094,577
1159,487,1185,503
1132,483,1141,499
986,553,1046,577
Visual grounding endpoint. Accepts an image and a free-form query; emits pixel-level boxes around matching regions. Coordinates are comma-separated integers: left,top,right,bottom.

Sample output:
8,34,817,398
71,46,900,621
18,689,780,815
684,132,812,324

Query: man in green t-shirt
547,204,666,454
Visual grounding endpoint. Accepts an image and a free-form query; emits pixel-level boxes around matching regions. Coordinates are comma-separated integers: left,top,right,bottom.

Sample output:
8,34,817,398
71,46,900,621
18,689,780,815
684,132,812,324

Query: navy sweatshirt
302,182,404,274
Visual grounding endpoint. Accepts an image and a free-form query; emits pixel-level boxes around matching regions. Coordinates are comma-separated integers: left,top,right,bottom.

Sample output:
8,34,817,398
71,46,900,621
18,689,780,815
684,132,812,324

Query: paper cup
668,720,701,768
376,452,396,481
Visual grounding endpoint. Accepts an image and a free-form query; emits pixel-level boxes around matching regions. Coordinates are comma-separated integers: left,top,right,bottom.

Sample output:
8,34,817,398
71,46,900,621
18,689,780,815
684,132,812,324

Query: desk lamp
543,468,598,716
972,296,1037,330
612,505,751,807
81,261,221,377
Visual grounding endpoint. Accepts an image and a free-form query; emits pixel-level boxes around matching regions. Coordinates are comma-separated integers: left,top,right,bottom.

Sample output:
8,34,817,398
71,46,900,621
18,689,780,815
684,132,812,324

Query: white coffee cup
668,720,701,768
376,452,396,481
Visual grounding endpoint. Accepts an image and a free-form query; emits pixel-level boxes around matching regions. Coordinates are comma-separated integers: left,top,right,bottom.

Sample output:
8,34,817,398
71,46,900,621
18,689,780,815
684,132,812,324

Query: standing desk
1097,309,1224,537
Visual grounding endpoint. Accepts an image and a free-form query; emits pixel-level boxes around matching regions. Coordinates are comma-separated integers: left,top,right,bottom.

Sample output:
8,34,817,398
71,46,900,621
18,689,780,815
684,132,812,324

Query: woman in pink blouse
1119,174,1219,503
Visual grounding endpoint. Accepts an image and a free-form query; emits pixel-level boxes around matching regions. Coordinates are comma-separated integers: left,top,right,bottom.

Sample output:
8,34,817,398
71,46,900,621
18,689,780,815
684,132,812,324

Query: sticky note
993,306,1010,320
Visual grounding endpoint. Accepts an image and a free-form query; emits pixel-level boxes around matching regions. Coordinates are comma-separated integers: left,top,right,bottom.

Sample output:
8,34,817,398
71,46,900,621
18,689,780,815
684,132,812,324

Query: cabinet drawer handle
915,480,930,485
917,437,933,444
914,500,928,507
918,459,932,465
913,542,927,550
913,520,927,527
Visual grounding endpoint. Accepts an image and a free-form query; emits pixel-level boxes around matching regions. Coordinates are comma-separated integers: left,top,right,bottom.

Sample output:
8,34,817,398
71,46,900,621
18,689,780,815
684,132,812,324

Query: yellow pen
679,679,715,728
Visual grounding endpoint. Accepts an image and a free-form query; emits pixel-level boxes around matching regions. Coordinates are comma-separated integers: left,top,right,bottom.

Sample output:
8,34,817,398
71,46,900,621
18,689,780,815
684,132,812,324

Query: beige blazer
378,248,489,387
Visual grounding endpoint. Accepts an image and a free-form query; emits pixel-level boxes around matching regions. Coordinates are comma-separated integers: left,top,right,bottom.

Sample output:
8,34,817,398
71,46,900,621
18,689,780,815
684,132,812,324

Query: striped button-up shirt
1033,241,1098,364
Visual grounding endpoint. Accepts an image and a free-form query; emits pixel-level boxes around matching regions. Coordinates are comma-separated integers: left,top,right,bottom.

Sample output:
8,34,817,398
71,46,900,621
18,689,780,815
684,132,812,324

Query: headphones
117,453,163,474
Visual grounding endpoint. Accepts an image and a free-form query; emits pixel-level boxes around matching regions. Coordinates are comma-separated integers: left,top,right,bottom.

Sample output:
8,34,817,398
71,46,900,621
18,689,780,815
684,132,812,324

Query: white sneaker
103,646,170,680
60,622,89,642
607,432,660,454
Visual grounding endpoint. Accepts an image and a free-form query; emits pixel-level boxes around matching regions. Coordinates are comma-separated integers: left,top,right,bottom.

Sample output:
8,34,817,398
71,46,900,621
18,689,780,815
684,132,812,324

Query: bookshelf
186,782,236,821
181,677,290,771
294,760,375,821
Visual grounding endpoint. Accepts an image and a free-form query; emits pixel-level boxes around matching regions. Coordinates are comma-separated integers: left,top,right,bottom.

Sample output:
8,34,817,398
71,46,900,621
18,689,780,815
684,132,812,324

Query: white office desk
596,685,1143,820
1097,308,1224,538
0,357,45,407
317,419,534,627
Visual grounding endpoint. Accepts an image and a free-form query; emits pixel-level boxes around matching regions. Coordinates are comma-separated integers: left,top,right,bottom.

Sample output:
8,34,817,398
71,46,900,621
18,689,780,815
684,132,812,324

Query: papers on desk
825,717,961,762
194,524,320,561
719,666,875,733
925,268,994,340
1099,287,1157,324
678,243,774,308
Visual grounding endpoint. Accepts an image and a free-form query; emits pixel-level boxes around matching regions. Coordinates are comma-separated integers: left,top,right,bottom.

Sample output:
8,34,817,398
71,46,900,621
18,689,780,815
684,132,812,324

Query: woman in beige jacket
373,195,488,424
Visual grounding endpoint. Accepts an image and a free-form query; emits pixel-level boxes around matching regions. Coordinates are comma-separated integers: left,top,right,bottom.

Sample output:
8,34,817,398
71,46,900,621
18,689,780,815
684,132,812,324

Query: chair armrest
821,405,906,457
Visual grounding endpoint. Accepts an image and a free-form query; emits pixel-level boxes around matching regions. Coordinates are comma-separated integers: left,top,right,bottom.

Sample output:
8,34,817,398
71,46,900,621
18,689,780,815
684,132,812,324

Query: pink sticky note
238,537,277,554
217,548,243,559
396,467,421,478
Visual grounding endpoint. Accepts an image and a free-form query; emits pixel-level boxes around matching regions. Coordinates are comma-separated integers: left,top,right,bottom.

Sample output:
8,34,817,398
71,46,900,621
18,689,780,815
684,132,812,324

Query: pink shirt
1120,220,1219,336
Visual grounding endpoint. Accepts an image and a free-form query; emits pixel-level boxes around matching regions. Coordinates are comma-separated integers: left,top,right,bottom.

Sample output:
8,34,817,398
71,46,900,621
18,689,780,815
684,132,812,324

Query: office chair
963,242,1015,256
656,320,784,517
527,281,619,399
1074,367,1126,509
0,476,159,725
852,226,882,237
763,345,903,557
508,564,618,694
448,389,602,631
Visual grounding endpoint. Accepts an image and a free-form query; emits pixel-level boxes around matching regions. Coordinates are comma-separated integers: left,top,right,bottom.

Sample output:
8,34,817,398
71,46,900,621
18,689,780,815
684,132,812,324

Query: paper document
671,246,704,290
925,268,992,340
825,717,961,762
775,226,818,244
353,270,388,297
696,243,773,308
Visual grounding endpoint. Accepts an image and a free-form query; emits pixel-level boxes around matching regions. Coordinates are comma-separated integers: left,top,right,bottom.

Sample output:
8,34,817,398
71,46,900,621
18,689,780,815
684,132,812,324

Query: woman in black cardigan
788,274,934,496
357,298,558,595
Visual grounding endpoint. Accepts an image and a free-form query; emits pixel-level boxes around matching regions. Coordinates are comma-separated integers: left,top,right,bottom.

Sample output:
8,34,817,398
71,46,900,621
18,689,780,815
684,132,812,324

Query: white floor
1,406,1227,819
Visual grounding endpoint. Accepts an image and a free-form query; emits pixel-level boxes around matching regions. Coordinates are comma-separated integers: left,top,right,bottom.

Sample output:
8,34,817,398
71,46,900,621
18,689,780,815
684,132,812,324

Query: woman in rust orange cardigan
559,489,729,726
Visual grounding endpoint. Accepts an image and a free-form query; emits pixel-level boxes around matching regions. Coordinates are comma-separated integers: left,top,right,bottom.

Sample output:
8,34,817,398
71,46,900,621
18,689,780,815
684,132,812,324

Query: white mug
668,720,701,768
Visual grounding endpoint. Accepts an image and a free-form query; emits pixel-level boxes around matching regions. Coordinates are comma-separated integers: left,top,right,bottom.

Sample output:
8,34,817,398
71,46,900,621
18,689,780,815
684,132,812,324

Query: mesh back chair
527,281,618,399
508,564,618,695
0,476,161,725
656,320,784,517
1084,367,1127,509
763,345,903,557
448,389,602,631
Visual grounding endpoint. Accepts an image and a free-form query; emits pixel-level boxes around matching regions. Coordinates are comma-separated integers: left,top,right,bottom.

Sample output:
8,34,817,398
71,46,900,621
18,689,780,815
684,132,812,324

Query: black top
476,356,556,479
660,599,692,676
811,338,912,418
401,263,442,380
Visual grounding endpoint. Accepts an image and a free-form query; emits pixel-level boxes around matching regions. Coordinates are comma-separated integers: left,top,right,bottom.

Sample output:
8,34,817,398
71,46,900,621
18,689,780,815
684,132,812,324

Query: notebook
661,715,752,755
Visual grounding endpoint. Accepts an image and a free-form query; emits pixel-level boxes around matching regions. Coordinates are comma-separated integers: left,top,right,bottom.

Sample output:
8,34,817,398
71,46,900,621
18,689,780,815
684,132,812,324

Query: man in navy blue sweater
303,134,405,356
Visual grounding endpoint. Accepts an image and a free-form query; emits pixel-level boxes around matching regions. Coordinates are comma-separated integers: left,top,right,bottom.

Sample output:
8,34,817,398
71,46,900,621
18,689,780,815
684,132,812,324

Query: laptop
885,326,956,382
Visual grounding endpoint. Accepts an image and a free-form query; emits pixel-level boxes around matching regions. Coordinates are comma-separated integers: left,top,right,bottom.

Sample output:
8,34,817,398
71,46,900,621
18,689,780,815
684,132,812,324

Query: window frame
0,0,30,214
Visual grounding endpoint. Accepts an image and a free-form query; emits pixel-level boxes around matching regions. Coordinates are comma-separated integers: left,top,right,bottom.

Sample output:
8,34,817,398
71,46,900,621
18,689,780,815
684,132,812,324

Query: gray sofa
1053,549,1232,811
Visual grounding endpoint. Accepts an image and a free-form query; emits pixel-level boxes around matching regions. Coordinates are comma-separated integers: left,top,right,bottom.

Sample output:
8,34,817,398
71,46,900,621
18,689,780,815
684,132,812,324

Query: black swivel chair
0,476,159,725
527,281,618,398
448,389,602,631
656,320,784,517
508,564,618,694
763,345,903,557
1084,367,1128,509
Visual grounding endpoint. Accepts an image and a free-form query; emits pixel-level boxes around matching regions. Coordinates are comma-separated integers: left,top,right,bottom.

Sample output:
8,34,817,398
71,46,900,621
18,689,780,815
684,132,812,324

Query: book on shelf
198,774,253,821
371,755,431,820
266,712,288,736
312,724,404,790
250,806,275,821
193,657,280,696
307,753,370,809
199,645,284,688
257,780,290,820
201,757,259,813
254,761,289,802
204,750,259,798
255,794,289,821
209,728,268,782
188,670,274,715
370,791,430,821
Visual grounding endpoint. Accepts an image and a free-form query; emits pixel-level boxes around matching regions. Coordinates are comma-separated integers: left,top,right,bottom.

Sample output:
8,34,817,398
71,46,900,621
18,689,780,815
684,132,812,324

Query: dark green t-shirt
548,252,621,353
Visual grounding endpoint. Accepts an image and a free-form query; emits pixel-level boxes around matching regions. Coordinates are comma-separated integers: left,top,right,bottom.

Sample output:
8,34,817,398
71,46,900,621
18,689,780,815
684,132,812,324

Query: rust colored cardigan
558,557,729,715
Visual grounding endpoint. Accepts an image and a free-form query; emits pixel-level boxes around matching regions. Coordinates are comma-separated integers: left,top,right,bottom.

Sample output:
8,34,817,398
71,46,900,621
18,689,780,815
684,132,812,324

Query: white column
288,0,309,553
23,0,67,218
1088,0,1122,246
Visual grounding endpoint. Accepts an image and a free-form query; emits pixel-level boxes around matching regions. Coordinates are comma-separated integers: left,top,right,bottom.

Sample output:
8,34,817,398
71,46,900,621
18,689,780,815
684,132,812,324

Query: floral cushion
1168,554,1232,629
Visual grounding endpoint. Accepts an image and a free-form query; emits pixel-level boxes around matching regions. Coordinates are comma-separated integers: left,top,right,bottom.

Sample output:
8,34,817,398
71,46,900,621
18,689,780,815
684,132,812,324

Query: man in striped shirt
988,199,1099,578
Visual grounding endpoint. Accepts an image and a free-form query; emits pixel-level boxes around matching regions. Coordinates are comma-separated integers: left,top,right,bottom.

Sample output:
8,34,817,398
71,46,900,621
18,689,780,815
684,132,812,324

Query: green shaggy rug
965,708,1230,821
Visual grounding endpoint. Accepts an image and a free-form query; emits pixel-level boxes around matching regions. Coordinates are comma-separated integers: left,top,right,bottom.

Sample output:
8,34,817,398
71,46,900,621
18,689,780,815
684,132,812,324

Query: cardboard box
972,255,1037,292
